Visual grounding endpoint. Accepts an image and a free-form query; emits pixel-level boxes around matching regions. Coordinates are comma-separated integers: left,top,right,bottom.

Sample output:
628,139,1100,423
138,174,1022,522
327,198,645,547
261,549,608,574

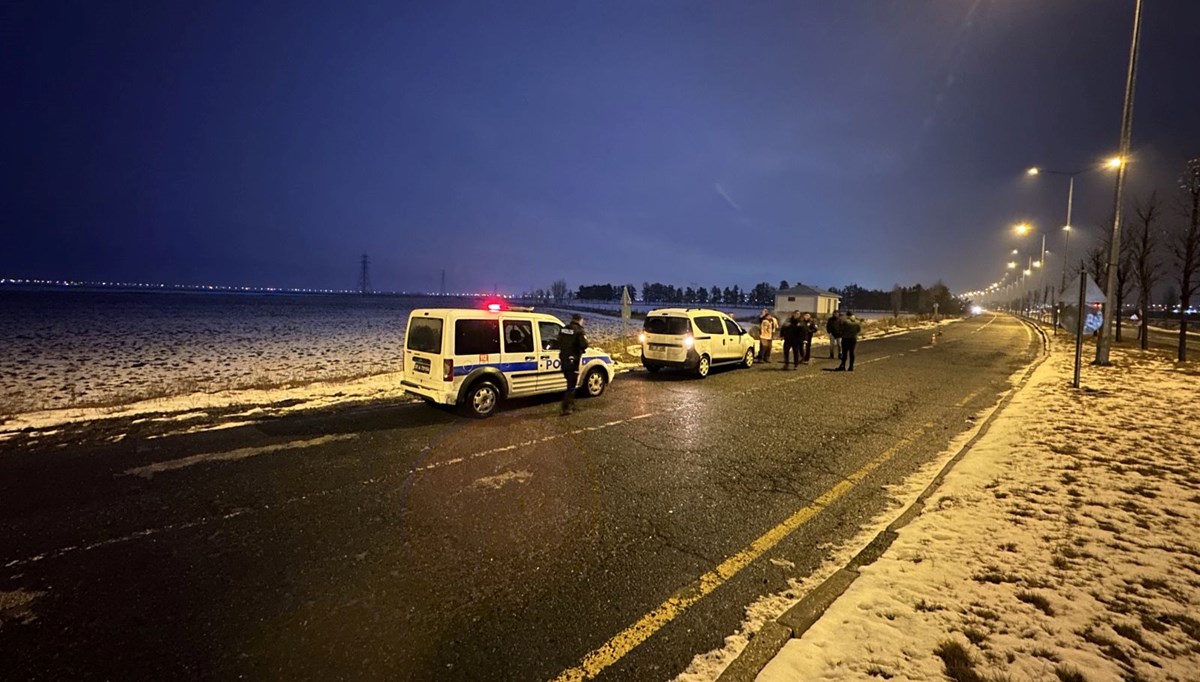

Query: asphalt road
0,315,1039,681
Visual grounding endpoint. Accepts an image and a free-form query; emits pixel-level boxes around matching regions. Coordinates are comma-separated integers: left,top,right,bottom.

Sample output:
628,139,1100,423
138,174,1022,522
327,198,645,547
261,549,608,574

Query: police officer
557,314,588,415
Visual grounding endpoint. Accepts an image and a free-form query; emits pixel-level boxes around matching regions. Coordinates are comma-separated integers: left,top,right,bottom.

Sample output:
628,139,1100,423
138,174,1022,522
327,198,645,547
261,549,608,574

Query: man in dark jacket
557,314,588,414
799,312,818,363
826,312,842,359
780,312,803,370
835,311,862,371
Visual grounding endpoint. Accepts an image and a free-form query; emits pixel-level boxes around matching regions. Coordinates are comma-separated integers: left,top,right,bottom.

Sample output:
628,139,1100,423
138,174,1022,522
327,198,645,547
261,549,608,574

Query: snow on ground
754,342,1200,681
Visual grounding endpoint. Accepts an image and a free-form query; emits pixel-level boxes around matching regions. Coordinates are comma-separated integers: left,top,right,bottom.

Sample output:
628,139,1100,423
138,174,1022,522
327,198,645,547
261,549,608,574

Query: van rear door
405,314,446,390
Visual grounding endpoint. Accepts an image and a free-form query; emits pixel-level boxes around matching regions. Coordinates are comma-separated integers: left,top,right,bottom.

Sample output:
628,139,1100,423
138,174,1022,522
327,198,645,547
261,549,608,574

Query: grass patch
1029,646,1059,661
865,663,895,679
973,566,1021,584
997,542,1018,552
915,599,945,612
1016,591,1055,616
1111,622,1148,648
934,640,983,682
1054,665,1088,682
963,626,988,646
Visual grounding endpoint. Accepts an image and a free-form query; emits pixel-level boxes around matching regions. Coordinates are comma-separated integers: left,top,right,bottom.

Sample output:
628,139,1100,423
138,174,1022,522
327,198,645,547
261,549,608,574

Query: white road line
123,434,357,478
414,414,654,473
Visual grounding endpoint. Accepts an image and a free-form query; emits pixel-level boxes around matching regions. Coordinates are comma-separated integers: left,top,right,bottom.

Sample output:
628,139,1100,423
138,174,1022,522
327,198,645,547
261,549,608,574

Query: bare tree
1131,192,1164,349
1088,232,1135,341
550,279,568,304
1171,158,1200,361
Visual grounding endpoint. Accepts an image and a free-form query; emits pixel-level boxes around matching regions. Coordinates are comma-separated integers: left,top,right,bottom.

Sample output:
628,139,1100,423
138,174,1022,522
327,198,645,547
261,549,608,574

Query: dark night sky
3,1,1198,295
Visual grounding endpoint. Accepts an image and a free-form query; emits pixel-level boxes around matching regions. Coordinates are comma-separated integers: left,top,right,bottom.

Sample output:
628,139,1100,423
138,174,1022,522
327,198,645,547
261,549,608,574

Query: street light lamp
1024,159,1123,302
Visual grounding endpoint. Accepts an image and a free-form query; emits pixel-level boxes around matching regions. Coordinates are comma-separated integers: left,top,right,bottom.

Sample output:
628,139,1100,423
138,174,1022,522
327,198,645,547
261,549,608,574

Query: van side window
694,316,725,335
455,319,501,355
503,319,534,353
538,321,562,350
724,319,744,335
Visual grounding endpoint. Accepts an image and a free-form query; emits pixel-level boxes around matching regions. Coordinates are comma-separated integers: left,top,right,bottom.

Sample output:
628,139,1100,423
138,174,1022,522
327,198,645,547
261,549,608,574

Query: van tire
646,364,661,373
742,348,755,368
583,368,608,397
696,355,711,378
464,380,500,418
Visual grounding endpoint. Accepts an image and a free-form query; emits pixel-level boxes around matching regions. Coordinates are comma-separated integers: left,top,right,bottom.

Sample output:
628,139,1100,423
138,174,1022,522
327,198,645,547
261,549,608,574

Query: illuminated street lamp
1025,158,1123,301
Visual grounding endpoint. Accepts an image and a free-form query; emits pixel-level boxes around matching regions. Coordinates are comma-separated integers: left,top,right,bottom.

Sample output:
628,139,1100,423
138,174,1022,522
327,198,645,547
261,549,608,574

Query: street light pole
1096,0,1144,366
1062,175,1074,294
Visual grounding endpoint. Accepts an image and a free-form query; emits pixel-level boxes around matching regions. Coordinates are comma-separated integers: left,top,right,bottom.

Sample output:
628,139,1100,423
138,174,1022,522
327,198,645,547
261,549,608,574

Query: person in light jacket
758,309,778,363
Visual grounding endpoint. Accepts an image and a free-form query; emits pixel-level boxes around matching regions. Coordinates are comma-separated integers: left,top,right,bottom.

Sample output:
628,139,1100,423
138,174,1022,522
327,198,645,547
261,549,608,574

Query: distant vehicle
401,304,615,417
639,308,756,378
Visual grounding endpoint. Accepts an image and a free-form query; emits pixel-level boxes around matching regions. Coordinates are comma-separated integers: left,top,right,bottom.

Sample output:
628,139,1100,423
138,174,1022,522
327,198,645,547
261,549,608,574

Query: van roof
408,308,563,322
646,308,728,317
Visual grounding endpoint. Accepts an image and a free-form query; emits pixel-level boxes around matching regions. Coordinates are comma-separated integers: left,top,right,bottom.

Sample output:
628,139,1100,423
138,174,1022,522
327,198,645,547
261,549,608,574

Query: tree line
522,279,965,316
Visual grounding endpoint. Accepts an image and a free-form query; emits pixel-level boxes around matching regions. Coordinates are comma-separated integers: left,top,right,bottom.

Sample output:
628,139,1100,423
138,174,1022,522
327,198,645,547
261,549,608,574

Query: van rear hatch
405,316,445,389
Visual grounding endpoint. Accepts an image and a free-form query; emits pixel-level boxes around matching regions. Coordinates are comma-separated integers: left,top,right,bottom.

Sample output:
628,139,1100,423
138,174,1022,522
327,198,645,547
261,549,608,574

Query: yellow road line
551,427,929,682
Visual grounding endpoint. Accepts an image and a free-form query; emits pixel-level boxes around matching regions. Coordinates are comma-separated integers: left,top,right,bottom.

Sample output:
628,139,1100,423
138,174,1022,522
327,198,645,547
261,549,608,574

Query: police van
401,304,616,417
639,308,757,377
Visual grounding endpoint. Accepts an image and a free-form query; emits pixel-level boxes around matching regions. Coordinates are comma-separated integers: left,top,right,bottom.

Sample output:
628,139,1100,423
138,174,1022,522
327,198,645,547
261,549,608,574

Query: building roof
777,284,841,298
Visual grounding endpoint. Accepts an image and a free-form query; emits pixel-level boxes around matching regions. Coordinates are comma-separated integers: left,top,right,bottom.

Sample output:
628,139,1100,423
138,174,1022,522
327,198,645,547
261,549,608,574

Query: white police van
401,304,616,417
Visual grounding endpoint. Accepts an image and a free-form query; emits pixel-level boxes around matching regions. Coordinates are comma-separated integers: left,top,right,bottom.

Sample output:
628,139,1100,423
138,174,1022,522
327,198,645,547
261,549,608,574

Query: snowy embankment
744,342,1200,680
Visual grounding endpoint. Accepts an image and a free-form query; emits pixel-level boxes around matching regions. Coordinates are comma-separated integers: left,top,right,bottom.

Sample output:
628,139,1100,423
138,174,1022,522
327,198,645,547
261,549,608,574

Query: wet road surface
0,315,1038,681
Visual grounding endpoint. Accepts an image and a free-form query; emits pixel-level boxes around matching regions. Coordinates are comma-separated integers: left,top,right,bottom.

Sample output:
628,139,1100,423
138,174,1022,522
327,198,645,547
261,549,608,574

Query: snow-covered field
0,291,637,418
729,340,1200,680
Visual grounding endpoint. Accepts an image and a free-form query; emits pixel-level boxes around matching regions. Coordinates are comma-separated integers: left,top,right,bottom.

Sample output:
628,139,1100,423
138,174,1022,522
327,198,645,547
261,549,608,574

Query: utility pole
1096,0,1143,366
359,254,371,294
440,269,446,296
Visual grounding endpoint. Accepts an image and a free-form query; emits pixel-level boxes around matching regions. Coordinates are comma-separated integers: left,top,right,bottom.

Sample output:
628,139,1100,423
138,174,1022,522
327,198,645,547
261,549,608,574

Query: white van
401,305,616,417
639,308,757,378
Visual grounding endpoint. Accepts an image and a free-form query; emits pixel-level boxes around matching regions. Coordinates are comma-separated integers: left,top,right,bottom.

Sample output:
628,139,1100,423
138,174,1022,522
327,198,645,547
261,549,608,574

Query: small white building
775,284,841,317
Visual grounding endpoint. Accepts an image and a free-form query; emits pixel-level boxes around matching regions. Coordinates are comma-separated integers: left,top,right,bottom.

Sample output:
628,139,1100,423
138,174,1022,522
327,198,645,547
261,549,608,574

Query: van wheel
646,364,661,373
465,381,500,418
742,348,755,368
583,368,608,397
696,355,711,378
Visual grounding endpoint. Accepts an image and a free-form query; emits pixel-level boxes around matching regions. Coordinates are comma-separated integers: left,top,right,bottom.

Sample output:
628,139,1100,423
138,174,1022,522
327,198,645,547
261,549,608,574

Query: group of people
758,309,862,371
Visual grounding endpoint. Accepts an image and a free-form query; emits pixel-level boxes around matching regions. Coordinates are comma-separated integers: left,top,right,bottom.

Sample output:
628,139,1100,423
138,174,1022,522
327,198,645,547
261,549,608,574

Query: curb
715,316,1051,682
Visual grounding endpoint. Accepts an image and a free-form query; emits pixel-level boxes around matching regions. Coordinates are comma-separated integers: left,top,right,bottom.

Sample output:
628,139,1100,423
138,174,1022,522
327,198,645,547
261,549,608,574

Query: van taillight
400,350,405,373
443,359,454,382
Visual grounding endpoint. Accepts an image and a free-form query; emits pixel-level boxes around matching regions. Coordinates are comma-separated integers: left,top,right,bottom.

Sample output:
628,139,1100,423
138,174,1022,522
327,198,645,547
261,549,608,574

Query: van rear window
406,318,443,353
643,316,691,335
455,319,501,355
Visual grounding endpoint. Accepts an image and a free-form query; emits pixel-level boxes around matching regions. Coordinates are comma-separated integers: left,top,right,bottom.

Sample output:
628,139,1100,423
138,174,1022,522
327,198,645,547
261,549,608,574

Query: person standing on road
557,314,587,415
758,309,778,363
835,311,861,371
826,311,842,359
799,312,818,364
780,312,803,370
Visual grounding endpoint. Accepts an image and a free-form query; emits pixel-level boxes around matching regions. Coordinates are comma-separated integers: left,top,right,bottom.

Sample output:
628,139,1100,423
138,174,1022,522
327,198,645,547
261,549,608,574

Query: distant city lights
0,277,512,298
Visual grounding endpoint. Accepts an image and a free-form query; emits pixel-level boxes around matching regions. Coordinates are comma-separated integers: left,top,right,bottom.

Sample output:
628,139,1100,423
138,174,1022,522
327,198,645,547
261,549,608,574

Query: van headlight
683,335,694,348
638,333,646,344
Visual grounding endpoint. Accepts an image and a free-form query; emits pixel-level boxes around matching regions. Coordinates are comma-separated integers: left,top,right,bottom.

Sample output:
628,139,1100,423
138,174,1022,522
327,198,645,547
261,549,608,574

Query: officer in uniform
557,314,587,415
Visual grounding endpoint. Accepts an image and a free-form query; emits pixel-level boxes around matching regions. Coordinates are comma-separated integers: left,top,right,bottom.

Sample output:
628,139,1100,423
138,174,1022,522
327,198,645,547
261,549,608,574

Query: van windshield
643,316,691,335
406,318,443,353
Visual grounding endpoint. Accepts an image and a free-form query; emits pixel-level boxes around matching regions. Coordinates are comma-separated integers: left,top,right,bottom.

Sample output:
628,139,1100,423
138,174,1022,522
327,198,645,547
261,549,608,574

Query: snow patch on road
0,589,47,628
124,434,357,478
473,470,534,490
